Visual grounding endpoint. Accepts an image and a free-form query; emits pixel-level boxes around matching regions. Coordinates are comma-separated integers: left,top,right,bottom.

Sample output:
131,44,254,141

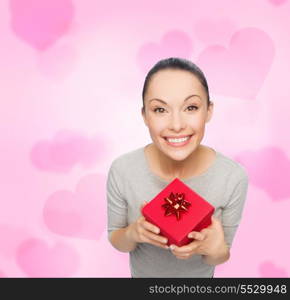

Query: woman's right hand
126,201,169,250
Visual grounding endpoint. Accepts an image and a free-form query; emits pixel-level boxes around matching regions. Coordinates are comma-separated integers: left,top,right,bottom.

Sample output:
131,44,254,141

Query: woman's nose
168,112,185,132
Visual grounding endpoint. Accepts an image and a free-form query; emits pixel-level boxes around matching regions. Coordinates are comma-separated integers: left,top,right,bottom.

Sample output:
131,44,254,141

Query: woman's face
142,69,213,161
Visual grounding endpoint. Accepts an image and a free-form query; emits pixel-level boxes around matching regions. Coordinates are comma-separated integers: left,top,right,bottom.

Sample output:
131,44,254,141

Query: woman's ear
141,106,148,127
206,101,214,123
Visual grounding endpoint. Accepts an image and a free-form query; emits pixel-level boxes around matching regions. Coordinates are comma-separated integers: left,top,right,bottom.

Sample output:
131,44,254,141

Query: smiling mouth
163,135,193,146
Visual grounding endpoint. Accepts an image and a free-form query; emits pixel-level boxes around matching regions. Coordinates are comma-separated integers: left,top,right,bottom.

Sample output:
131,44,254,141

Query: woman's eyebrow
149,94,202,104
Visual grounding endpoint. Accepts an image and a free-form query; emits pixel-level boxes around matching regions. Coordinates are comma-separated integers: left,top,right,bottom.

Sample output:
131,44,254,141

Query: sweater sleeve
221,174,249,248
106,160,128,239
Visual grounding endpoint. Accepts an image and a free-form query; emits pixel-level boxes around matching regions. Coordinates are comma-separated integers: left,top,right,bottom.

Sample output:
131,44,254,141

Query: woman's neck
150,143,204,180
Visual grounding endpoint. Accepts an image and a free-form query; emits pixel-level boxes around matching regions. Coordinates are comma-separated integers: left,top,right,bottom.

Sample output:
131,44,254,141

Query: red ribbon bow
162,192,191,220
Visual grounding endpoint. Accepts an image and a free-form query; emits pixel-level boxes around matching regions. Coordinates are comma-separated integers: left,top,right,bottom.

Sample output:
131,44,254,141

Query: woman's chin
161,147,194,162
154,137,199,161
168,153,191,162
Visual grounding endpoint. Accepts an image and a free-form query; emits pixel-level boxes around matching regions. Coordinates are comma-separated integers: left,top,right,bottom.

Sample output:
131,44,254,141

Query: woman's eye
187,105,198,111
153,106,198,113
153,107,165,113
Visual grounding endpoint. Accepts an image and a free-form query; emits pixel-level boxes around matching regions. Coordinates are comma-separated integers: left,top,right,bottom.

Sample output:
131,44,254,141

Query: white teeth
167,136,190,143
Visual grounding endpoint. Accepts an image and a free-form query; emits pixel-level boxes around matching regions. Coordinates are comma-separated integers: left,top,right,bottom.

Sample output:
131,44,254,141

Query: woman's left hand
170,215,227,260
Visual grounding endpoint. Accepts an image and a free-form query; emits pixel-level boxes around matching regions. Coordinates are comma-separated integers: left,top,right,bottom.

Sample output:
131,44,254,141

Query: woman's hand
126,201,169,250
170,215,229,263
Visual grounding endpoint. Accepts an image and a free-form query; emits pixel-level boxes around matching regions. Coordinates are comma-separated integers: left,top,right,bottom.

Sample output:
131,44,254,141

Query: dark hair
142,57,211,112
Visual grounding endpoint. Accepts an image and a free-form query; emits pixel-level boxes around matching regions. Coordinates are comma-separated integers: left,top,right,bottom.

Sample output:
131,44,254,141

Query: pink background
1,0,290,277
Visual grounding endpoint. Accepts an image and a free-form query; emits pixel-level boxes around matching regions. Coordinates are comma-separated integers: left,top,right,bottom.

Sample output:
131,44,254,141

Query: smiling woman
107,57,249,278
141,61,213,173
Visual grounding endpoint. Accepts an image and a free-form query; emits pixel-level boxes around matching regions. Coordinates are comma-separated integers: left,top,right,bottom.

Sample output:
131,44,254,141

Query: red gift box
142,178,215,247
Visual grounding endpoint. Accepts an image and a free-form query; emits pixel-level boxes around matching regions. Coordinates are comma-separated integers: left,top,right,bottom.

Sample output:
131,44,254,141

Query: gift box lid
142,178,215,240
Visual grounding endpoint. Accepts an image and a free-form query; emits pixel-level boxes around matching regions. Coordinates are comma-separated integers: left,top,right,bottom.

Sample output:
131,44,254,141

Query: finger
210,215,222,229
188,231,205,241
140,201,148,214
137,215,146,224
170,243,198,254
200,228,209,235
138,215,146,220
143,236,169,249
143,230,168,244
176,256,189,260
142,220,160,234
171,248,194,257
174,253,191,260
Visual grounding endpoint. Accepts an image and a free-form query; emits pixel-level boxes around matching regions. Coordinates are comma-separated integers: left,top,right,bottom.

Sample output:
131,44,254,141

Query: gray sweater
107,145,248,278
